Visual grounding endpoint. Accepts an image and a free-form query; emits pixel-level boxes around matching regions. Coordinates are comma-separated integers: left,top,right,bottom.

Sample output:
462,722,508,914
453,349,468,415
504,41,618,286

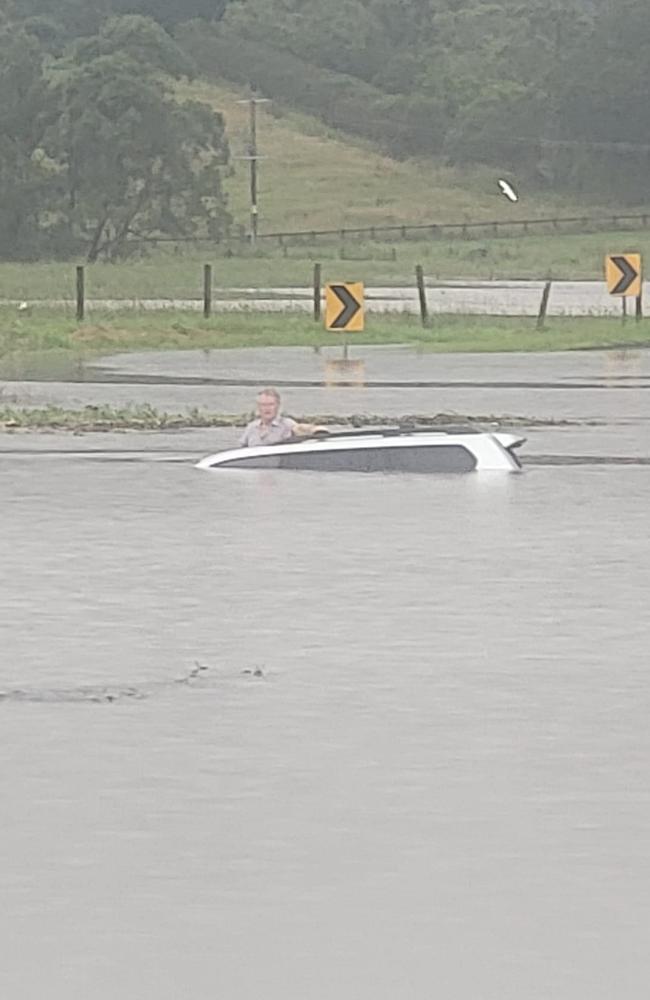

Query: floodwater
2,347,650,1000
4,278,649,315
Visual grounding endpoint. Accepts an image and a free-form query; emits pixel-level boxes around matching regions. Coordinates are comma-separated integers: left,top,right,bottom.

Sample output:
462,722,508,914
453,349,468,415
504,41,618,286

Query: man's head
256,387,281,424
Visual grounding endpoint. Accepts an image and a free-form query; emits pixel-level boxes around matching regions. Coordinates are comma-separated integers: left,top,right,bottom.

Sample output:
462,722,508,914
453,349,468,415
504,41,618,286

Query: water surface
2,349,649,1000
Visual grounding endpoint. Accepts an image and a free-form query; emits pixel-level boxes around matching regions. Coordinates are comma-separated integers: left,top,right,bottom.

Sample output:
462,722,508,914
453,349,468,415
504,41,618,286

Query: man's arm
292,422,328,437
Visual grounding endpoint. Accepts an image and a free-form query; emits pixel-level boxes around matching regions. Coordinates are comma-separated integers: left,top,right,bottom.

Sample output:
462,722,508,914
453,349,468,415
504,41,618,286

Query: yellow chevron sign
325,282,364,332
605,254,642,296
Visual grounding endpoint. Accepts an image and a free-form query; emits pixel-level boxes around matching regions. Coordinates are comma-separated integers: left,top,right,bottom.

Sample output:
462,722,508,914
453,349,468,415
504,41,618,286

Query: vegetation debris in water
0,404,586,432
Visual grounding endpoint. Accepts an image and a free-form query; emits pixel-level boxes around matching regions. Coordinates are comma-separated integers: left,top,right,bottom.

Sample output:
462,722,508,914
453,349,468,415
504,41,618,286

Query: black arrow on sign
610,256,638,294
330,284,361,328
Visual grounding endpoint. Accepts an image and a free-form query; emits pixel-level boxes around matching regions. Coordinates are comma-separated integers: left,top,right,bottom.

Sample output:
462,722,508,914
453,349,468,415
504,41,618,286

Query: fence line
34,268,638,322
123,212,650,253
257,213,650,244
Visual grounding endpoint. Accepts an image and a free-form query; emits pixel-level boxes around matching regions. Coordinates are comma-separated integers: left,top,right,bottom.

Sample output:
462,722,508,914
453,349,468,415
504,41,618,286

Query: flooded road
2,347,650,1000
3,278,649,315
4,344,650,430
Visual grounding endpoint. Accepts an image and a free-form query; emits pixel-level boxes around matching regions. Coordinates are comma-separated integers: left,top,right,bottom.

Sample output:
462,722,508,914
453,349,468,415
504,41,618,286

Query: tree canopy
203,0,650,201
0,9,231,260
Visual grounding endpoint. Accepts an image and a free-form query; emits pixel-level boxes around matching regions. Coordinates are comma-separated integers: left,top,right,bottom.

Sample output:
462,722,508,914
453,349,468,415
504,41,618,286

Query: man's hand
293,423,329,438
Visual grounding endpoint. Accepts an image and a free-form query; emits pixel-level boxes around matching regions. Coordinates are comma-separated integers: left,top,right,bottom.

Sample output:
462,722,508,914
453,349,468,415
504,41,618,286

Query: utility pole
236,95,270,245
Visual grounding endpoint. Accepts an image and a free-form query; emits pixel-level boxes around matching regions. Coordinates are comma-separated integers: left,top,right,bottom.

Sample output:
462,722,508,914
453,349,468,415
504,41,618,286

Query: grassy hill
178,79,641,235
0,76,648,300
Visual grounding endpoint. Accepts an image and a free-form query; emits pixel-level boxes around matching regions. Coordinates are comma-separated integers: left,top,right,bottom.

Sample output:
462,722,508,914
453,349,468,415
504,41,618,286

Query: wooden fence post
313,262,321,322
76,266,85,322
415,264,428,327
636,292,643,322
203,264,212,319
536,280,552,330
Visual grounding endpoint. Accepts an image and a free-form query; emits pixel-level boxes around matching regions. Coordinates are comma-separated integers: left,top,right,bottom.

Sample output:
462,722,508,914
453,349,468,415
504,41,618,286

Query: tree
46,33,231,260
0,26,62,259
12,0,109,35
222,0,387,81
110,0,229,28
2,0,232,38
0,14,232,260
72,13,195,78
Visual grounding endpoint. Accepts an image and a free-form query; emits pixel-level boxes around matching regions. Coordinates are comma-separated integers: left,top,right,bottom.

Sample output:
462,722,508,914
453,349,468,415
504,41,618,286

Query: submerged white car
196,426,525,474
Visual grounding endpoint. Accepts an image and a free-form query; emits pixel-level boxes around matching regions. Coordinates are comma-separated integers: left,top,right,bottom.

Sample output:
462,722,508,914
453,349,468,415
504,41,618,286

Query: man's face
257,393,280,424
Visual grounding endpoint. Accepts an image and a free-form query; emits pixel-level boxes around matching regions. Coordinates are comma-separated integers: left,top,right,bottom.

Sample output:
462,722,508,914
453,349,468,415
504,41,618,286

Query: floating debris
0,662,211,705
0,404,590,432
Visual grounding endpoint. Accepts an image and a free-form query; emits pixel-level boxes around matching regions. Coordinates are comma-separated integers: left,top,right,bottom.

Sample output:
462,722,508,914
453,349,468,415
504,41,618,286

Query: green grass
0,76,648,300
0,227,649,300
179,79,649,234
1,310,649,381
0,228,648,300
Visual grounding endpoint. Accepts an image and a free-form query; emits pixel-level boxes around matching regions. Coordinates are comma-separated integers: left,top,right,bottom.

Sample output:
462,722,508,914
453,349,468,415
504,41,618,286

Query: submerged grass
0,404,575,432
0,403,243,431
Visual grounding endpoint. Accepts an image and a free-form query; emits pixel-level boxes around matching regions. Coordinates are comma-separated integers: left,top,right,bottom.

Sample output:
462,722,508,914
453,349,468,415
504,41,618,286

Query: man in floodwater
239,387,321,447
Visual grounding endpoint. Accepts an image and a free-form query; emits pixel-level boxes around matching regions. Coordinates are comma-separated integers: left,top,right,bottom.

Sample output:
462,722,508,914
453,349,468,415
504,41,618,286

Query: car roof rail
298,424,481,442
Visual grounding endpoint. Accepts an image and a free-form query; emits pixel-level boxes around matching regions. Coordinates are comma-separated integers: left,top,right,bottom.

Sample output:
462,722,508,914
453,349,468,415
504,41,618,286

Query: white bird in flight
497,178,519,202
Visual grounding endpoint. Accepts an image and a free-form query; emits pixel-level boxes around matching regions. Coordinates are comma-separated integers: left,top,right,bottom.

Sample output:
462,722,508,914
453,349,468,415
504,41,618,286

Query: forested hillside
181,0,650,200
0,0,233,260
0,0,648,261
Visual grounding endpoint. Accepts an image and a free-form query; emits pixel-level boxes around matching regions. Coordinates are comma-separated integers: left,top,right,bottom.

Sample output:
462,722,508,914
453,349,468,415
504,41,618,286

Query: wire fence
256,213,650,246
123,212,650,254
41,265,642,327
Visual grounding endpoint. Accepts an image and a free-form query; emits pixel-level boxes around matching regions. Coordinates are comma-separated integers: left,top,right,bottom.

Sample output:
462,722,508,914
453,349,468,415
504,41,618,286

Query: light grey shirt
239,415,297,448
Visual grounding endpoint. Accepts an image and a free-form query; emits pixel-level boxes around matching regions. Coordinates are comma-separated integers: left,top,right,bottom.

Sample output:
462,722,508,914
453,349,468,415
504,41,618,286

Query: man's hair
257,387,281,403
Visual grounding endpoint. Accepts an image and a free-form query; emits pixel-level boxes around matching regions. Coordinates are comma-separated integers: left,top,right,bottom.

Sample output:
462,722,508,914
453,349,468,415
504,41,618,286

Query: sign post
605,254,643,322
324,282,365,385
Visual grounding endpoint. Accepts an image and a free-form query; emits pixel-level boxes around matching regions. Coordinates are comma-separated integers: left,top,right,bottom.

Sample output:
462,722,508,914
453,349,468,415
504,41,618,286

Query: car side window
373,445,476,473
217,455,282,469
279,448,375,472
217,444,476,473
